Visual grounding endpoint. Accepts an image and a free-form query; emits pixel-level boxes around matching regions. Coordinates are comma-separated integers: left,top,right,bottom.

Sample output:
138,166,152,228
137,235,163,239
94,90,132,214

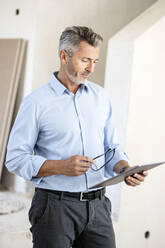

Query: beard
65,61,89,85
65,69,84,85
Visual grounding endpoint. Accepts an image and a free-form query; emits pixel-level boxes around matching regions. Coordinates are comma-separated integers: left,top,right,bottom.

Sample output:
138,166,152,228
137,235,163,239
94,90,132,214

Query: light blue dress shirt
5,73,129,192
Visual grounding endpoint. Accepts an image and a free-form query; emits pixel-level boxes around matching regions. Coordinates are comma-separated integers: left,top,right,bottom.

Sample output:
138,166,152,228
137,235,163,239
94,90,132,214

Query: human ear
59,50,68,64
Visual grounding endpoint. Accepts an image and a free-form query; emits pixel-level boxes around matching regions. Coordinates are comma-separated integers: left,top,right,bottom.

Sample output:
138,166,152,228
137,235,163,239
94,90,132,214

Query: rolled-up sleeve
104,95,130,177
5,96,47,181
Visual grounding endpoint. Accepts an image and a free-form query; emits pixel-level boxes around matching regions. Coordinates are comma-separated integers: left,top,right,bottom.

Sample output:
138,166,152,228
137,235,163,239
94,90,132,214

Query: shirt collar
49,72,88,96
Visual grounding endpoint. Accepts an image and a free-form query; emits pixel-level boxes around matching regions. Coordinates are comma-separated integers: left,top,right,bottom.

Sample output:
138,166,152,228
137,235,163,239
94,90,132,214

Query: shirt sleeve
5,96,47,181
103,93,130,177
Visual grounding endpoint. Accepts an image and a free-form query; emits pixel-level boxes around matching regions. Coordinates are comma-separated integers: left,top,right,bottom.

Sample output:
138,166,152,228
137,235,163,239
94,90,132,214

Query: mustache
81,71,91,77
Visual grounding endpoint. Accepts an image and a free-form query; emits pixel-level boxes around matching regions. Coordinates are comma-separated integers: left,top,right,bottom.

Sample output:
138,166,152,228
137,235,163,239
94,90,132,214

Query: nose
86,61,95,73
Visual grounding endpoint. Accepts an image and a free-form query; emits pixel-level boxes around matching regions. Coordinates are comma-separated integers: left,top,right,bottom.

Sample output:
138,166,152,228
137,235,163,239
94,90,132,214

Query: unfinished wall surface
122,15,165,248
0,39,26,179
0,0,157,194
0,0,37,193
32,0,157,89
0,0,163,248
105,1,165,247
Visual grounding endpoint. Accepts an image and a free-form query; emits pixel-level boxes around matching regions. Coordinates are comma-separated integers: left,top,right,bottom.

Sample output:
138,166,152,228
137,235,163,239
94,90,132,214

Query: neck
57,69,80,94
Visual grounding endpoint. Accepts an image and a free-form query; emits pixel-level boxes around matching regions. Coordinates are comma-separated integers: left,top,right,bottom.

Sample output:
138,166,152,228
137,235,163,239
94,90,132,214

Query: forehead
73,41,100,59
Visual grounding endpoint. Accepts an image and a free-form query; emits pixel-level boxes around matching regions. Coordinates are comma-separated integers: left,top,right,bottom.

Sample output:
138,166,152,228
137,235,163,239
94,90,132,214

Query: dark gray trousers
29,188,116,248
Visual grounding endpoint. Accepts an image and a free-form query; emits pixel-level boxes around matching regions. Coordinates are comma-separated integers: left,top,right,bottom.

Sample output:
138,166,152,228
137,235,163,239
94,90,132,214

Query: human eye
94,59,99,64
81,58,89,63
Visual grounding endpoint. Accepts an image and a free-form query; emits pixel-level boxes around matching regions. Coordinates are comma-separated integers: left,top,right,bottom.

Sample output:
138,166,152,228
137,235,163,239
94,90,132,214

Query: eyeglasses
90,148,116,171
64,49,72,57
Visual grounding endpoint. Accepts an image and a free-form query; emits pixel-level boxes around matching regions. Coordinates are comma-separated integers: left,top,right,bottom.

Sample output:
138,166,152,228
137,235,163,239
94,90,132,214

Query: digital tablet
89,161,165,189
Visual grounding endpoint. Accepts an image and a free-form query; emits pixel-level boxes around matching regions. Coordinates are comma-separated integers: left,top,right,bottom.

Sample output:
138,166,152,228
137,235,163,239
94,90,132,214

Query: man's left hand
125,168,148,187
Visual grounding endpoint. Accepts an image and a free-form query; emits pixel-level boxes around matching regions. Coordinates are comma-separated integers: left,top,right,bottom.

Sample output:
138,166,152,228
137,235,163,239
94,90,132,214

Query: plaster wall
118,15,165,248
0,0,37,193
0,0,157,194
32,0,157,89
104,1,165,246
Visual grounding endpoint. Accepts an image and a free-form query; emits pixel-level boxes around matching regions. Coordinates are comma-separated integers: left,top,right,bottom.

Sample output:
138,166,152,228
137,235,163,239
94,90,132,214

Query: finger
141,170,148,176
137,170,148,177
125,178,137,186
74,159,90,168
126,176,141,185
77,168,89,174
72,167,88,176
126,181,138,187
79,161,90,167
78,163,90,170
133,173,145,182
78,155,94,164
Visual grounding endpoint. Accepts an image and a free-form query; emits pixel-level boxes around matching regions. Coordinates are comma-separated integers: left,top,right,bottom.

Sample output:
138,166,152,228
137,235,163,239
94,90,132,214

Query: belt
36,187,105,201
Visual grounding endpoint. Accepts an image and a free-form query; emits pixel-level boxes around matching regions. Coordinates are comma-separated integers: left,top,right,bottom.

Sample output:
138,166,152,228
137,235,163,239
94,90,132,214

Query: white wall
0,0,37,95
1,0,164,247
104,1,165,246
123,16,165,248
0,0,37,193
105,0,165,220
0,0,157,194
32,0,157,90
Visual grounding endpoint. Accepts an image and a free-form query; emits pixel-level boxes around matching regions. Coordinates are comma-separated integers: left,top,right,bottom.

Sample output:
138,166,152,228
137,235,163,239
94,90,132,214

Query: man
5,26,148,248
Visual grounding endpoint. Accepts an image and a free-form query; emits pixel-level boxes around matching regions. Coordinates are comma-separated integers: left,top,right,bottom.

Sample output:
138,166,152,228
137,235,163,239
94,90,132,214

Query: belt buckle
80,192,88,201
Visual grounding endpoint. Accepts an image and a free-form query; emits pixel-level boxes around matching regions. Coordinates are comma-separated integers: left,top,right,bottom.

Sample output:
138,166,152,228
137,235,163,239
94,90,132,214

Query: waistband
35,187,105,201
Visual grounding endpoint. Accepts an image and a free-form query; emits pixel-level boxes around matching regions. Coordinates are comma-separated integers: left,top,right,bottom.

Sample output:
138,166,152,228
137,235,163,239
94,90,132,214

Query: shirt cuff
32,155,47,177
105,149,130,177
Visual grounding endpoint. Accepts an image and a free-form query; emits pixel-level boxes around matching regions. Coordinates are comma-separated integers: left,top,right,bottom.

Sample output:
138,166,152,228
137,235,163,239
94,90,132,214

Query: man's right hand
61,155,94,176
35,155,94,178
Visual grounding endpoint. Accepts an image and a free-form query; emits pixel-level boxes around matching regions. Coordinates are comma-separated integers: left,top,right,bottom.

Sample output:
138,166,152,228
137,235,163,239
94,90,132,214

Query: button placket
73,94,89,191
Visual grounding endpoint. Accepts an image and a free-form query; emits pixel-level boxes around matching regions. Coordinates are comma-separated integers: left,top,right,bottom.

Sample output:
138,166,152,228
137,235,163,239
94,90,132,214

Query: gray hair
58,26,103,56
